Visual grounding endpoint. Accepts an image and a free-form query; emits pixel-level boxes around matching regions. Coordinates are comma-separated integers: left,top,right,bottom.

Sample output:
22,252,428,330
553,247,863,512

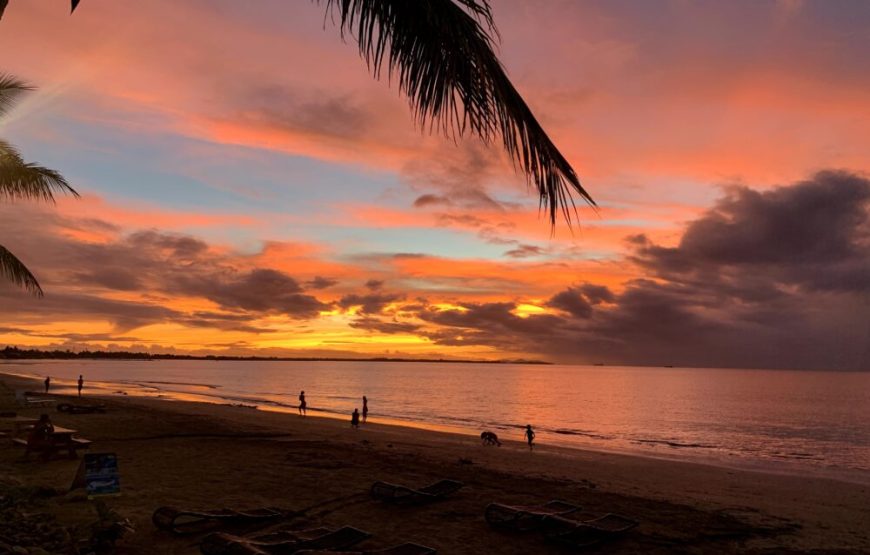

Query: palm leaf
0,73,34,118
6,0,594,223
0,243,43,296
320,0,595,224
0,73,75,297
0,0,78,20
0,139,79,202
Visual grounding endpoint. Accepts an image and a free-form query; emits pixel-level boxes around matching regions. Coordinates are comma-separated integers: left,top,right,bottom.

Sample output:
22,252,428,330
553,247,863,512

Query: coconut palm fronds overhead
2,0,594,224
320,0,594,224
0,139,79,203
0,0,78,20
0,244,42,296
0,74,78,295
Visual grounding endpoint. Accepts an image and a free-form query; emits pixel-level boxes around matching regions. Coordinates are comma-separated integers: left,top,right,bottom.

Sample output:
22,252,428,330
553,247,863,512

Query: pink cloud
4,0,866,211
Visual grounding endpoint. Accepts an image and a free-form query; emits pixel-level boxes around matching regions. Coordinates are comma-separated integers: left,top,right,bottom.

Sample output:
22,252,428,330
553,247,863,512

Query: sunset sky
1,0,868,369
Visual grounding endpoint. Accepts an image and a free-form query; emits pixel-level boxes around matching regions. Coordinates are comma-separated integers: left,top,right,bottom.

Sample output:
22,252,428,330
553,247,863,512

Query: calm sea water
3,360,869,482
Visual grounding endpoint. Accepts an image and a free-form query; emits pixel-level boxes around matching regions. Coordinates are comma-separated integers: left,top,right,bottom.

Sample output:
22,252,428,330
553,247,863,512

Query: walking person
524,424,536,450
77,375,84,397
351,408,360,428
362,395,368,423
298,391,307,416
44,376,50,394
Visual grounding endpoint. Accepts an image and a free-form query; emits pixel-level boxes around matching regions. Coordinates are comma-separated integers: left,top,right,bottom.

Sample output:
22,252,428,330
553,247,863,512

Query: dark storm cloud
419,302,563,338
365,279,384,290
2,170,867,369
547,284,616,318
504,244,545,258
173,268,329,318
578,284,616,305
12,331,144,343
547,288,593,318
349,317,420,334
74,268,142,291
631,170,870,294
0,210,333,329
70,232,331,319
127,231,210,260
177,315,278,334
400,171,870,370
306,276,338,290
338,292,403,314
0,285,280,335
0,289,182,333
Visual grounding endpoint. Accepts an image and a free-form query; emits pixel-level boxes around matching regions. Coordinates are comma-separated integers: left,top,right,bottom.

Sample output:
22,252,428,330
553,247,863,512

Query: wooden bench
0,416,39,438
13,432,91,460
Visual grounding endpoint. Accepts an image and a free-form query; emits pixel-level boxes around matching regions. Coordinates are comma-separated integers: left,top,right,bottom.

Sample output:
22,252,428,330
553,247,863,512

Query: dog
480,431,502,446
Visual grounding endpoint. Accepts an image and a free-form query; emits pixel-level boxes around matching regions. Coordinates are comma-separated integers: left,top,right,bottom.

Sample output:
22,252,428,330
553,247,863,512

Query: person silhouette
362,395,368,423
44,376,50,394
77,375,84,397
351,408,360,428
524,424,535,450
298,391,307,416
29,413,55,460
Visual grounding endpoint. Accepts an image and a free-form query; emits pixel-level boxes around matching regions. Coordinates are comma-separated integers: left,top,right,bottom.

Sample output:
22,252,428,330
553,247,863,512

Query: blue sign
82,453,120,497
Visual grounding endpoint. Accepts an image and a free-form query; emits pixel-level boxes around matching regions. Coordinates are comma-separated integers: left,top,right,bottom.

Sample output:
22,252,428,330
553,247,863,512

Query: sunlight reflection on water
4,359,869,481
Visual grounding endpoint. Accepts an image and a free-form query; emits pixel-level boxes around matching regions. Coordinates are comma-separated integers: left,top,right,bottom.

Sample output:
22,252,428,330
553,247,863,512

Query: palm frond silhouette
1,0,593,224
0,74,79,296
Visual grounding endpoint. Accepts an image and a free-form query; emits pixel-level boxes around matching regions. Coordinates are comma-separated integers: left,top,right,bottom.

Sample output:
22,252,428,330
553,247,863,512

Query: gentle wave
632,438,718,449
131,380,220,389
4,359,869,484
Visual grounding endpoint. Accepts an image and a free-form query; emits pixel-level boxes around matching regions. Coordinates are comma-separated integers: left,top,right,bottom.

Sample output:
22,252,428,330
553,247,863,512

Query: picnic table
14,390,55,407
12,425,92,459
0,415,39,437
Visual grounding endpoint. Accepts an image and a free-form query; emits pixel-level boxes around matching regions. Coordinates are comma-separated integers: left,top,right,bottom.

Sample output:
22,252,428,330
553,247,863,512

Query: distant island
0,346,550,365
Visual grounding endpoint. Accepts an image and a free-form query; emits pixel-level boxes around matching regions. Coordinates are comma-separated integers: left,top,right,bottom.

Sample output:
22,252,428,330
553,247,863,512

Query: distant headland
0,346,550,365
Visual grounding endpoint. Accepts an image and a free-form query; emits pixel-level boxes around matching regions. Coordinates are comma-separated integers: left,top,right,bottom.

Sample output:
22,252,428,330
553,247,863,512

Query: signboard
72,453,121,497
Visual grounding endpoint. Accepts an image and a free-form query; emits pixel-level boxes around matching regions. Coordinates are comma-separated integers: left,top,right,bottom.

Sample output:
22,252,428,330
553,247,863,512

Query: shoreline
2,372,869,553
5,369,869,488
0,347,550,365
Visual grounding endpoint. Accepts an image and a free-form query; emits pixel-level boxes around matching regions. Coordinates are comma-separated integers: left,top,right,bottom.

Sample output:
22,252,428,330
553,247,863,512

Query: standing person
298,391,307,416
44,376,50,394
351,408,360,428
524,424,536,450
362,395,368,423
77,375,84,397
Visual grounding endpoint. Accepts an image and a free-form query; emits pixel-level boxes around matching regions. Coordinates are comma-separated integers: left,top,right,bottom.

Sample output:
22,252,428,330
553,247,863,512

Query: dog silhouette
480,431,502,446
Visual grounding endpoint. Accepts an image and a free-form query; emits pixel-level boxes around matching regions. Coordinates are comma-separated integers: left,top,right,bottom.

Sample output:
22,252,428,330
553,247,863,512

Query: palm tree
0,74,79,296
0,0,594,224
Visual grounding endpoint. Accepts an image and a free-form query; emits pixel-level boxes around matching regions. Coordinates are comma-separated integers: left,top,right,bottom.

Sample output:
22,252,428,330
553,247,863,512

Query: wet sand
1,373,868,554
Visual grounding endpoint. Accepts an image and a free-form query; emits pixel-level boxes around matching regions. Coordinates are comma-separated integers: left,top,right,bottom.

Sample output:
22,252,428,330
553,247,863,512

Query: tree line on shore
0,346,548,365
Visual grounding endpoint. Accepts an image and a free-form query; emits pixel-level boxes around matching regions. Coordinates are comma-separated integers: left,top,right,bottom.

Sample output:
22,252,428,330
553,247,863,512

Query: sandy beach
1,372,868,554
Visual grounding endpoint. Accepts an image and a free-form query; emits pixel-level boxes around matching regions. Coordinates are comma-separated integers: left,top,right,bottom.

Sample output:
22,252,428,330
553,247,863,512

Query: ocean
3,359,869,483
